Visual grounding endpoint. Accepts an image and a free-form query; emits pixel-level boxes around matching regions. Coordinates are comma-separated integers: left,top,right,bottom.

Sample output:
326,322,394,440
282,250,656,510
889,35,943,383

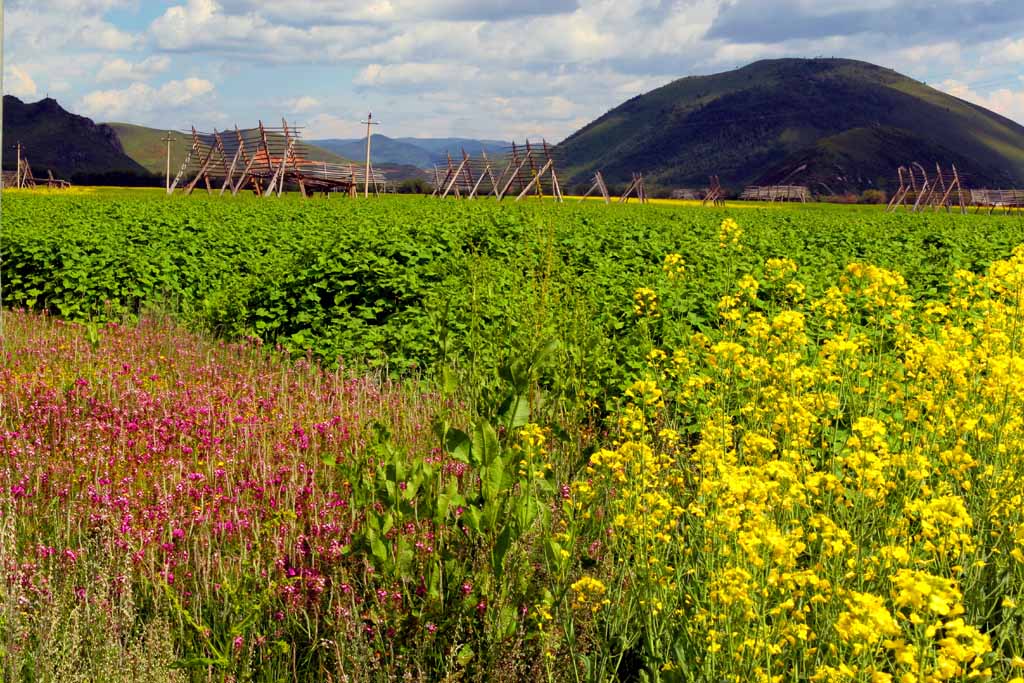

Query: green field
6,191,1022,381
4,192,1024,681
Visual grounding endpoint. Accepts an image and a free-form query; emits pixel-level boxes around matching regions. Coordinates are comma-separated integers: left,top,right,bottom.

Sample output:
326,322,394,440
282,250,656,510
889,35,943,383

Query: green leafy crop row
4,192,1022,404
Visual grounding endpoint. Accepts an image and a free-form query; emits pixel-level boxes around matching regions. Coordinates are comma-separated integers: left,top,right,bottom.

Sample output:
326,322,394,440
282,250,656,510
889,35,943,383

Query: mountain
2,96,149,182
310,136,510,170
393,137,510,163
108,122,354,177
556,58,1024,193
312,135,436,169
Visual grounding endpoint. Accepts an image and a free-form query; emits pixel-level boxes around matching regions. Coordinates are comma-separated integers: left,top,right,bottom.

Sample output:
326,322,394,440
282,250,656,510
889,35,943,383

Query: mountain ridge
2,95,150,182
556,58,1024,193
310,136,510,170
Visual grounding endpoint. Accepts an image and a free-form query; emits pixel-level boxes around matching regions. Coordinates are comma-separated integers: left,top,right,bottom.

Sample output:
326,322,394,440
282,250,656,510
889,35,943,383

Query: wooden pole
231,154,257,196
219,146,242,196
497,155,530,201
161,132,176,192
442,157,469,199
361,112,379,198
515,159,553,201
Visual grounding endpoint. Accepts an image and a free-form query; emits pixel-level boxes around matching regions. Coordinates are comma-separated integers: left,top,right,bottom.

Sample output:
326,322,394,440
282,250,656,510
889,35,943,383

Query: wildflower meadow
3,193,1024,681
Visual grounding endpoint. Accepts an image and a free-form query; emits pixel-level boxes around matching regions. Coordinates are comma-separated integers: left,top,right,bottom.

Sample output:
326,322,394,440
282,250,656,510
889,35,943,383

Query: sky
3,0,1024,141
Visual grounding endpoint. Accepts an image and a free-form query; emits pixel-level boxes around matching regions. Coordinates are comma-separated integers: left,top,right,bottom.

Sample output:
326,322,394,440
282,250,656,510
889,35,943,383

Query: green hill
556,58,1024,193
108,122,354,178
2,96,149,182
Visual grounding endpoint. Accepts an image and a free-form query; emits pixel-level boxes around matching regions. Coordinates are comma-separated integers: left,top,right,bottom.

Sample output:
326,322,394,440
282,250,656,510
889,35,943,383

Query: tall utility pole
161,132,176,191
361,112,379,198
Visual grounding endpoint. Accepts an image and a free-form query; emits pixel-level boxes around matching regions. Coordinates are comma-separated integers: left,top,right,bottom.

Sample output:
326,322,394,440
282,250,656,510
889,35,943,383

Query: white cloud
305,113,365,139
4,65,40,99
79,78,216,120
285,96,321,113
893,41,962,68
6,0,1024,139
940,79,1024,124
6,6,136,54
97,56,172,83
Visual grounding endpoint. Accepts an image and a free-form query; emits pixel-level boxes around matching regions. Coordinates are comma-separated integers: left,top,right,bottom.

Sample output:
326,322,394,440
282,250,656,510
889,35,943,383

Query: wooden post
497,154,530,201
461,149,476,198
361,112,379,198
161,132,175,192
619,174,640,204
911,163,929,212
168,138,197,194
597,172,610,204
952,165,966,214
468,154,490,199
220,146,242,196
515,159,553,201
481,151,499,198
886,167,906,212
16,142,22,188
282,118,308,198
231,154,257,196
257,121,274,174
232,126,257,195
184,132,216,196
264,139,294,199
442,156,469,199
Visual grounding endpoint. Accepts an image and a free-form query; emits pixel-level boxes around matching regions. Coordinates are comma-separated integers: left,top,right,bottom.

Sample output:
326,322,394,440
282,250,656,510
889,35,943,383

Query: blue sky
3,0,1023,141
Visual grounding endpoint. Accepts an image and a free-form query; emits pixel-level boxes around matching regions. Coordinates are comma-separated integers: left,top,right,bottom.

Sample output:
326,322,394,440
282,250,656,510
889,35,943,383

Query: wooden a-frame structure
886,162,966,213
168,118,386,198
432,139,564,202
578,171,611,204
618,172,647,204
702,175,725,206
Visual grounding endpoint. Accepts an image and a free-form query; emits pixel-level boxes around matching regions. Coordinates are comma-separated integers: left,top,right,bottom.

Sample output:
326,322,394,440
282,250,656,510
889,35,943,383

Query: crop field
3,192,1024,682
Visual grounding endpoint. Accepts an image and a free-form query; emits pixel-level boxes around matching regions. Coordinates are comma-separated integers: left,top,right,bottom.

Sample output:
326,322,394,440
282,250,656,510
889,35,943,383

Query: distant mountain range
6,59,1023,193
2,96,149,183
557,58,1024,193
310,136,510,170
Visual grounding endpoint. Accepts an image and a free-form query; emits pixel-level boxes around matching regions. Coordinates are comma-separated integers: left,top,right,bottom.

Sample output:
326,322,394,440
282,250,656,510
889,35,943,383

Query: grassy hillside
557,58,1024,193
109,122,354,177
2,96,150,182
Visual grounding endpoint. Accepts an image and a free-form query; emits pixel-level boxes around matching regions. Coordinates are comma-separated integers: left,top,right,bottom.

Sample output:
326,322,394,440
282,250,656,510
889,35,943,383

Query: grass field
3,192,1024,681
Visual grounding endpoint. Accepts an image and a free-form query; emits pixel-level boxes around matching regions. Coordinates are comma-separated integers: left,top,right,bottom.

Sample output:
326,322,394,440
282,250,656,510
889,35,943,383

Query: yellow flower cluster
514,423,552,478
570,576,609,613
719,217,743,250
633,286,660,318
663,253,686,281
566,236,1024,680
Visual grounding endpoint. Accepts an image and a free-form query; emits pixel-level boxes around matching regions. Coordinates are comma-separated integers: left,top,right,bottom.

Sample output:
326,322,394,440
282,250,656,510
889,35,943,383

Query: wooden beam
231,154,257,196
619,175,639,204
168,139,198,194
441,156,469,199
515,159,554,201
263,139,294,199
497,155,530,201
184,136,216,196
220,146,242,196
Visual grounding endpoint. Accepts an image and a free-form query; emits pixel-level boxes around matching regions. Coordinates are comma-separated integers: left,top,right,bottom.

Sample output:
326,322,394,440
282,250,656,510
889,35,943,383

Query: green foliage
5,191,1024,410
